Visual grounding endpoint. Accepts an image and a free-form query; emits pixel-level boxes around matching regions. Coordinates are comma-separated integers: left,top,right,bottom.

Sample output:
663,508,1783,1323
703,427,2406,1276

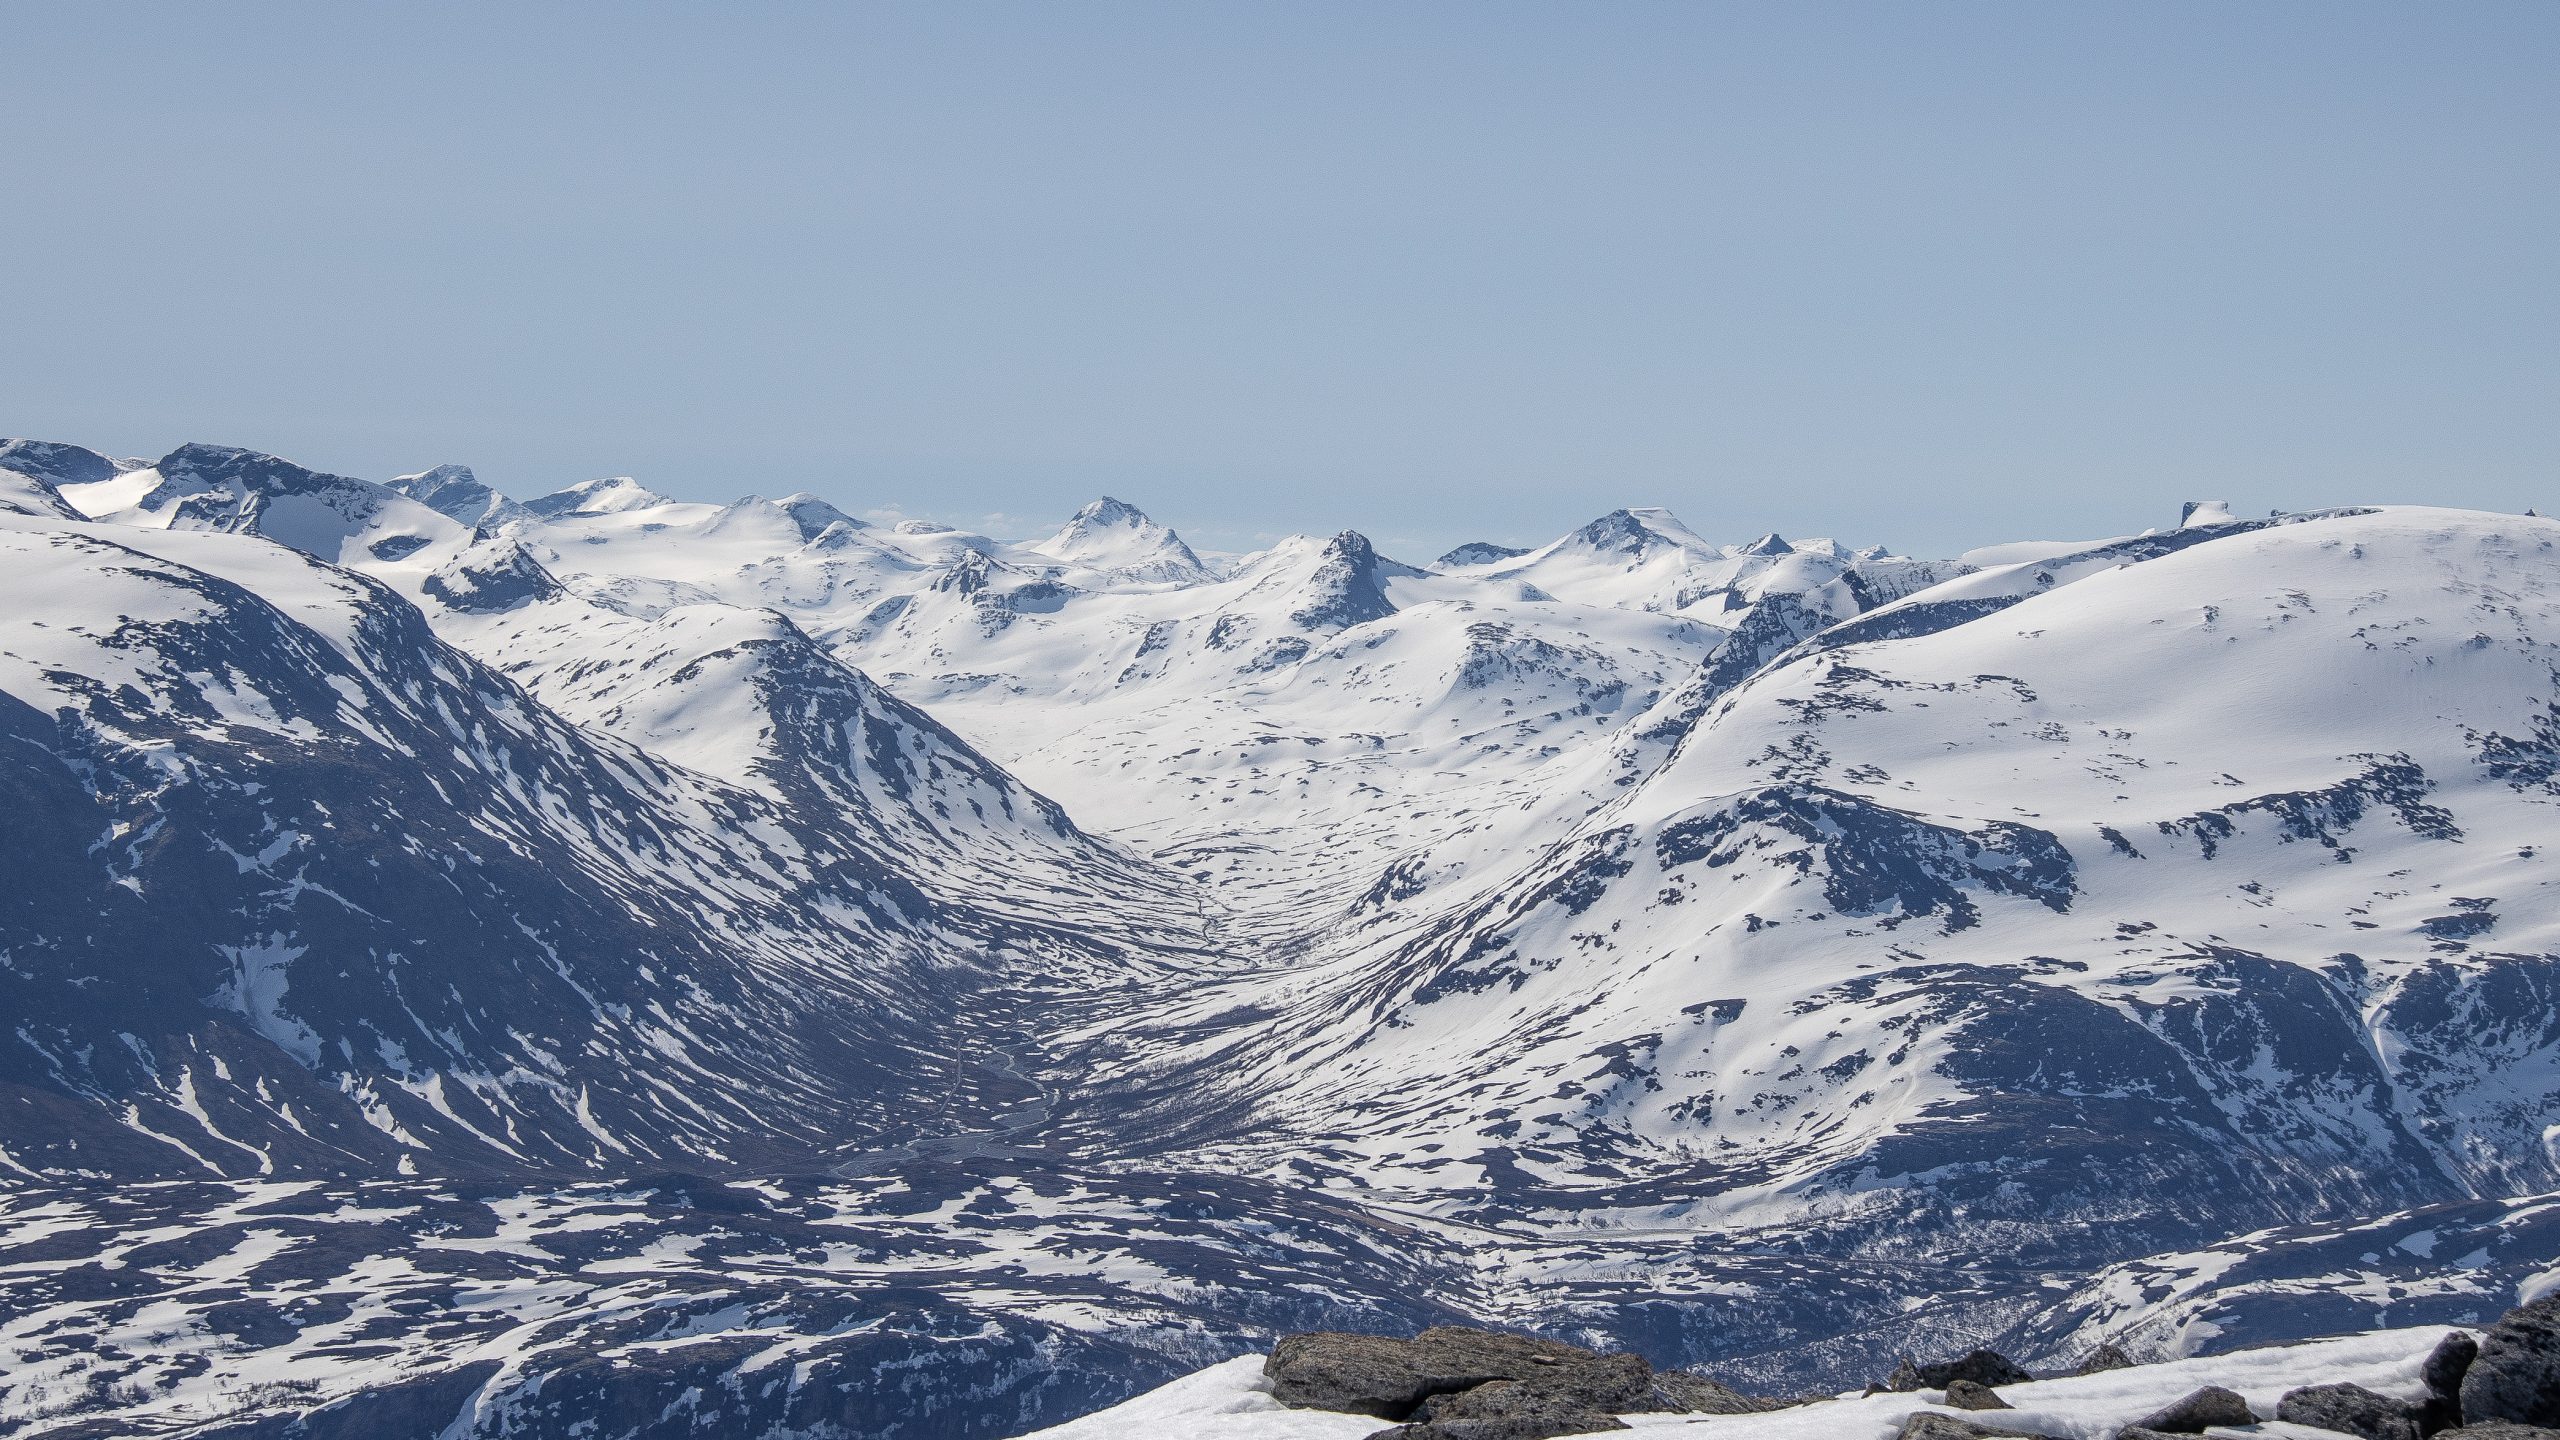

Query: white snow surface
1015,1327,2453,1440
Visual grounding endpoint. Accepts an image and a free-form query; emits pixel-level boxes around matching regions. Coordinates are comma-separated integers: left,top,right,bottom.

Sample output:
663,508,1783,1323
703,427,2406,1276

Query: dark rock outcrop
1266,1327,1632,1421
2130,1385,2255,1433
1944,1379,2010,1410
2428,1332,2484,1432
2075,1342,2136,1375
1654,1371,1788,1414
1365,1420,1625,1440
2276,1381,2424,1440
2467,1298,2560,1429
1887,1349,2036,1392
1894,1415,2058,1440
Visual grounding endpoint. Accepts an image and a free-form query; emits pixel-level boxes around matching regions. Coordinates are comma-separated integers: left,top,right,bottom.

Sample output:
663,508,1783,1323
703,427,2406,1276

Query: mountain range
2,435,2556,1439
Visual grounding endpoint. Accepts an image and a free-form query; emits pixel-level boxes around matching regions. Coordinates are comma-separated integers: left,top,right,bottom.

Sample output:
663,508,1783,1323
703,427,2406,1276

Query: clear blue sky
4,2,2553,557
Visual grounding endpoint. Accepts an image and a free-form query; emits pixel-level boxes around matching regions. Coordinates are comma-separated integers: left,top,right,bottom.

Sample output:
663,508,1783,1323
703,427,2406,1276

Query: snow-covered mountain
6,434,2559,1440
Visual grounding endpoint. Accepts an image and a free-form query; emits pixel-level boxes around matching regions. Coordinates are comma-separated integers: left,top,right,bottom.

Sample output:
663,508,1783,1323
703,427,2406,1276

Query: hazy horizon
6,1,2553,556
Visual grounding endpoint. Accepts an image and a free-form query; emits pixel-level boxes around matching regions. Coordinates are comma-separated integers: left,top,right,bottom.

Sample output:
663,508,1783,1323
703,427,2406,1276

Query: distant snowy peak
1436,541,1530,568
704,492,866,545
1284,529,1421,631
390,463,526,529
777,492,863,542
0,437,142,490
62,443,470,568
1029,495,1210,584
1562,505,1718,559
522,475,676,518
422,538,564,613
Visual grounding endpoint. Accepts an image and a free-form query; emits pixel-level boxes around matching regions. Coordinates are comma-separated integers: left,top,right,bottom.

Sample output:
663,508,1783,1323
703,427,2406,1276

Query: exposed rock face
1894,1415,2058,1440
1887,1350,2036,1392
2466,1297,2560,1428
1944,1379,2011,1410
1268,1326,1779,1439
1653,1372,1788,1414
2437,1426,2560,1439
2275,1381,2425,1440
1265,1327,1633,1420
2429,1332,2485,1432
2075,1343,2136,1375
2130,1385,2256,1433
1365,1419,1625,1440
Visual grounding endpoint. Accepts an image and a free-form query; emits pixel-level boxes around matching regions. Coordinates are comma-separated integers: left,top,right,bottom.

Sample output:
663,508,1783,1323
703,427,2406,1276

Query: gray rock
1945,1379,2011,1411
2076,1342,2137,1376
2130,1385,2256,1433
1651,1371,1789,1415
2427,1333,2483,1432
1267,1327,1641,1420
1364,1419,1629,1440
1408,1360,1647,1427
2435,1425,2560,1439
1894,1414,2059,1440
2275,1381,2424,1440
2464,1296,2560,1428
1888,1349,2037,1392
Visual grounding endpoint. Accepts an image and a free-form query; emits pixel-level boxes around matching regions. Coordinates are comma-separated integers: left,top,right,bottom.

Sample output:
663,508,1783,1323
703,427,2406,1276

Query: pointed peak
1322,529,1377,561
1736,532,1794,557
1564,506,1707,557
1033,495,1208,582
1069,496,1151,527
389,464,522,529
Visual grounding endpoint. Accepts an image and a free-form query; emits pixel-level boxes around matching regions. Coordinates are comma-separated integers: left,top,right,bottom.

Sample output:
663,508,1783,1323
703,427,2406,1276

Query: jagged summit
1069,496,1148,527
1561,505,1713,558
1284,529,1419,630
1029,495,1209,583
390,463,524,529
1735,531,1794,556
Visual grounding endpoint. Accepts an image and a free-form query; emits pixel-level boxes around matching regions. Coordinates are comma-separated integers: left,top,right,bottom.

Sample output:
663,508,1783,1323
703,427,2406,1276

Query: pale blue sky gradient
3,2,2554,556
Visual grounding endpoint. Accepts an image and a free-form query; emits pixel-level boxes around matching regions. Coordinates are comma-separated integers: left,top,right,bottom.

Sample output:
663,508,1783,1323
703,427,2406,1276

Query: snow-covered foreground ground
1021,1328,2453,1440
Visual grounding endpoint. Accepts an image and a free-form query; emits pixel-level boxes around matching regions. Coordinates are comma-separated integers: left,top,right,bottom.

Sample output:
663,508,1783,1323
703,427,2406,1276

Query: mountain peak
522,476,673,519
1736,532,1794,557
0,438,137,490
390,464,522,529
421,539,562,613
1070,496,1150,527
1032,495,1208,583
1281,529,1421,631
1436,541,1529,568
1564,506,1708,558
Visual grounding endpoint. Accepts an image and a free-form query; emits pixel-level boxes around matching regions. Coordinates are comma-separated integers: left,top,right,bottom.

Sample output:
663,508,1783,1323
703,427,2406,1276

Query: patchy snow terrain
3,436,2558,1438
